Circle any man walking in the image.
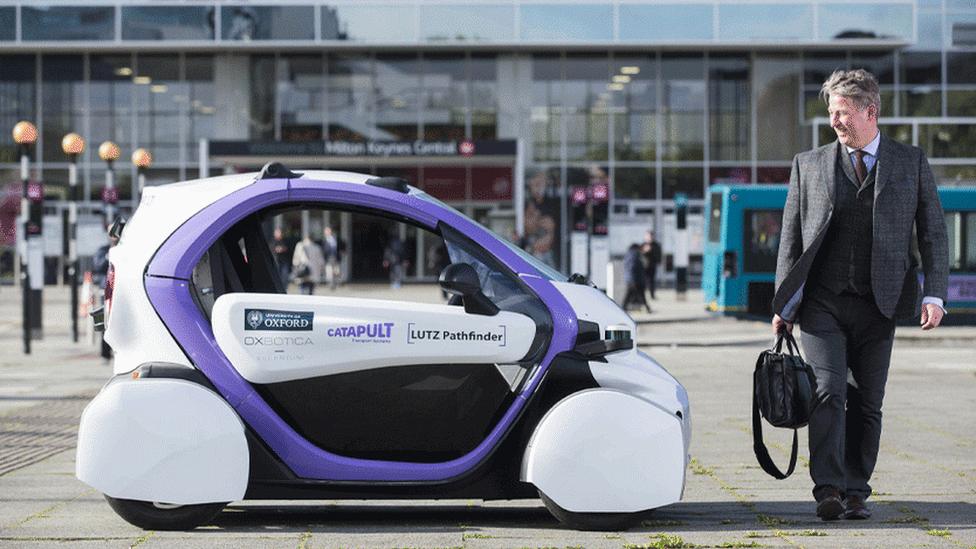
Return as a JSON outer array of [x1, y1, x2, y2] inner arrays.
[[641, 230, 662, 300], [772, 69, 948, 521]]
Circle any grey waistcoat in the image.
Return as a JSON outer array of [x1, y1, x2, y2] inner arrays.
[[811, 149, 877, 296]]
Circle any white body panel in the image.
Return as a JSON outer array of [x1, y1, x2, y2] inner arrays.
[[76, 378, 248, 505], [522, 389, 686, 513], [550, 280, 634, 335], [212, 293, 537, 384], [104, 173, 257, 375]]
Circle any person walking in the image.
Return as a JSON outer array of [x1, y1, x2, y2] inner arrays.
[[272, 227, 291, 287], [622, 243, 651, 313], [772, 69, 948, 522], [292, 233, 326, 295], [383, 232, 407, 290], [321, 226, 340, 290], [641, 230, 662, 300]]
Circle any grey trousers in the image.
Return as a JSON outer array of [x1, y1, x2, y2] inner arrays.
[[799, 285, 896, 501]]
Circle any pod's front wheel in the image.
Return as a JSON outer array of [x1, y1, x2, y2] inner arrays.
[[539, 490, 645, 531], [104, 495, 227, 530]]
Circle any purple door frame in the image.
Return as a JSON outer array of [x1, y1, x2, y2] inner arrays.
[[145, 178, 577, 482]]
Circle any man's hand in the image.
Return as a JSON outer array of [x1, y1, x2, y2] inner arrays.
[[920, 303, 944, 330], [772, 314, 793, 335]]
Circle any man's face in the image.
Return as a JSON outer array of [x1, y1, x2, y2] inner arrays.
[[828, 95, 877, 148]]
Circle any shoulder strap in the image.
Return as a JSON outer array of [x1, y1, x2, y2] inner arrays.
[[753, 373, 799, 479]]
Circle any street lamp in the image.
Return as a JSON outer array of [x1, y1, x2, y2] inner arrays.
[[98, 141, 121, 224], [131, 147, 152, 206], [62, 133, 85, 343], [13, 121, 38, 354]]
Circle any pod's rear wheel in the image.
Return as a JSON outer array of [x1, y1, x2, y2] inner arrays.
[[539, 490, 645, 531], [104, 495, 226, 531]]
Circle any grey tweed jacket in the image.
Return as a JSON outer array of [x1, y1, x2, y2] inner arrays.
[[772, 134, 949, 322]]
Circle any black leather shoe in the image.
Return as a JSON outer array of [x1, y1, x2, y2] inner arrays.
[[843, 495, 871, 520], [816, 488, 845, 521]]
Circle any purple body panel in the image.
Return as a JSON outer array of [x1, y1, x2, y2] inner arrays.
[[144, 177, 577, 482]]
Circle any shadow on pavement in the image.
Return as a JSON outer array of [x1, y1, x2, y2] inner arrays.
[[196, 499, 975, 533]]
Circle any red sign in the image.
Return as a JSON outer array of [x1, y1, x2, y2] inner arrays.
[[458, 141, 475, 156], [102, 187, 119, 204], [591, 182, 609, 202]]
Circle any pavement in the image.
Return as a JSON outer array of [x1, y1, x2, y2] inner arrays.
[[0, 285, 974, 548]]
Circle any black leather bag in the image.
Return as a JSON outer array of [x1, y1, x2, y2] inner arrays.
[[752, 330, 818, 479]]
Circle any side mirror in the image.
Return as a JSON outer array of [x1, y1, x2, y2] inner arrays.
[[439, 263, 499, 316]]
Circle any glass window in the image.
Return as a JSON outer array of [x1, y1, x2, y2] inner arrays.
[[23, 6, 115, 41], [0, 56, 34, 163], [89, 55, 134, 163], [470, 55, 499, 139], [375, 54, 420, 140], [327, 54, 373, 140], [932, 165, 976, 187], [250, 55, 276, 140], [279, 55, 324, 142], [612, 55, 656, 161], [420, 5, 514, 42], [42, 56, 86, 163], [718, 4, 813, 41], [901, 52, 942, 116], [618, 4, 713, 41], [471, 167, 513, 200], [135, 55, 182, 163], [710, 166, 752, 185], [948, 52, 976, 84], [661, 55, 705, 161], [422, 167, 467, 201], [755, 55, 801, 161], [920, 125, 976, 158], [520, 4, 612, 41], [948, 91, 976, 116], [757, 167, 792, 184], [532, 54, 562, 162], [912, 11, 942, 50], [709, 55, 750, 162], [880, 123, 912, 145], [186, 56, 215, 163], [743, 210, 782, 273], [422, 54, 467, 141], [564, 55, 609, 161], [818, 3, 913, 41], [662, 167, 703, 199], [0, 8, 14, 41], [323, 5, 417, 42], [614, 167, 655, 200], [948, 13, 976, 48], [944, 212, 976, 272], [221, 5, 314, 41], [122, 6, 214, 41]]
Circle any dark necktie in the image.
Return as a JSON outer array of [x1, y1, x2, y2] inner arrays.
[[853, 149, 867, 184]]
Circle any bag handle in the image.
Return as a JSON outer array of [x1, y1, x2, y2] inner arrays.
[[752, 366, 799, 479], [773, 329, 803, 360]]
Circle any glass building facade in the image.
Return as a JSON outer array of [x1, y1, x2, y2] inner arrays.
[[1, 0, 974, 276]]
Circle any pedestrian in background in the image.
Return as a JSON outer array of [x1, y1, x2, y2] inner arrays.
[[641, 229, 662, 301], [272, 227, 291, 288], [622, 243, 651, 313], [321, 226, 340, 290], [384, 232, 407, 289], [772, 69, 948, 521], [292, 234, 325, 295]]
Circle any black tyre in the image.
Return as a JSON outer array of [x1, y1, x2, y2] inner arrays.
[[104, 495, 227, 531], [539, 490, 645, 531]]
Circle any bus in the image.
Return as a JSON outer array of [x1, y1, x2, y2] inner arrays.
[[703, 184, 976, 320]]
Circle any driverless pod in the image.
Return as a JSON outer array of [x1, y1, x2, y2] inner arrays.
[[76, 164, 691, 531]]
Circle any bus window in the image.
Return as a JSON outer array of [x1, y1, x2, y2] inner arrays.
[[947, 212, 961, 271], [708, 193, 722, 243], [743, 209, 781, 273]]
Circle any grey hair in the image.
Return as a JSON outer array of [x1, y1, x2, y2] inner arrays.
[[820, 69, 881, 116]]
